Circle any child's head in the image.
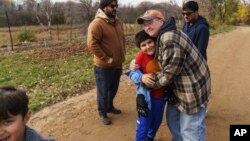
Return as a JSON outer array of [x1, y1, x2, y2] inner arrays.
[[0, 86, 29, 119], [135, 30, 157, 55], [0, 86, 30, 141]]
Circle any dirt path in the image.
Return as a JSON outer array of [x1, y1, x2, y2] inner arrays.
[[29, 26, 250, 141]]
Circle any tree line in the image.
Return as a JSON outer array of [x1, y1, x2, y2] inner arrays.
[[0, 0, 250, 28]]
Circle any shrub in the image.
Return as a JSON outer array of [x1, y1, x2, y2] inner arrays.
[[17, 29, 36, 42]]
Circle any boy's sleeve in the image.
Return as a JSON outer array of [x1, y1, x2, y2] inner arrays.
[[125, 70, 152, 110], [125, 51, 144, 85], [125, 69, 143, 85]]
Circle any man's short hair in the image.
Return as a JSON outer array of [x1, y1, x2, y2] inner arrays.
[[183, 1, 199, 12], [134, 30, 156, 48], [99, 0, 117, 9], [0, 86, 29, 120]]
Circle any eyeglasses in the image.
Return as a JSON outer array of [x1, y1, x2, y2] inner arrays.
[[182, 12, 194, 16], [109, 4, 118, 9], [143, 18, 159, 28]]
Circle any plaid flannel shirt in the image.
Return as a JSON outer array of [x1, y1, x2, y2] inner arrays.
[[155, 29, 211, 114]]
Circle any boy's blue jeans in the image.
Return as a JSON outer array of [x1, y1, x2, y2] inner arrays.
[[94, 66, 121, 116], [136, 97, 166, 141], [166, 104, 207, 141]]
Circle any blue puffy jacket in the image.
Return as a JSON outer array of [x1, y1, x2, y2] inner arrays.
[[125, 69, 151, 110]]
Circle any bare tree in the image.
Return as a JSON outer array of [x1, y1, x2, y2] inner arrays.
[[5, 10, 13, 50], [53, 2, 65, 24], [22, 0, 36, 11], [36, 3, 45, 27], [169, 0, 178, 5], [36, 0, 54, 39], [64, 2, 78, 24], [0, 0, 11, 7], [241, 0, 250, 4], [64, 1, 79, 42], [79, 0, 94, 24]]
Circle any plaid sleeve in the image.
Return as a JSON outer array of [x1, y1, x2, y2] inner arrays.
[[155, 41, 185, 88]]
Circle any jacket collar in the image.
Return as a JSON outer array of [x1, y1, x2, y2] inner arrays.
[[159, 17, 177, 36], [95, 8, 117, 24], [154, 17, 177, 60]]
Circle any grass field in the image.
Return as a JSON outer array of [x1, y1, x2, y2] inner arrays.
[[0, 24, 234, 112], [0, 43, 139, 112], [0, 24, 140, 48], [0, 24, 86, 47]]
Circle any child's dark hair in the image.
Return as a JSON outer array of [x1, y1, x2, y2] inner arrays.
[[135, 30, 156, 48], [0, 86, 29, 120], [182, 1, 199, 12]]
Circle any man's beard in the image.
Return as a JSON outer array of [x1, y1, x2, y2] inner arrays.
[[107, 11, 116, 19]]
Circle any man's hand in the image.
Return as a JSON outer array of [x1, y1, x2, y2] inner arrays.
[[130, 59, 140, 70], [107, 57, 113, 64], [141, 74, 155, 88], [164, 86, 179, 105], [136, 94, 149, 117]]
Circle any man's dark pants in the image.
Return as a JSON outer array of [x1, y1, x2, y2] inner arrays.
[[94, 66, 121, 117]]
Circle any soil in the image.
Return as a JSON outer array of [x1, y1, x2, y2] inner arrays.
[[28, 26, 250, 141]]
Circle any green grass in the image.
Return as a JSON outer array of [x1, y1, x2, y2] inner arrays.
[[0, 24, 235, 112], [210, 25, 236, 35], [124, 47, 139, 69], [0, 49, 94, 111], [0, 46, 138, 112]]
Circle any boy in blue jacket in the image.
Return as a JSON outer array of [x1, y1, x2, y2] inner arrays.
[[126, 30, 166, 141]]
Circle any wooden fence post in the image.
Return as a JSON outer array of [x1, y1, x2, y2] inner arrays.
[[5, 10, 13, 51], [57, 23, 60, 41]]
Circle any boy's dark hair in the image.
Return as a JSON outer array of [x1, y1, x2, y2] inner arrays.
[[182, 1, 199, 12], [100, 0, 117, 10], [0, 86, 29, 120], [135, 30, 156, 48]]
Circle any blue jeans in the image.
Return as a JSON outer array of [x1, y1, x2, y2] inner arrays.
[[136, 97, 166, 141], [166, 104, 207, 141], [94, 66, 121, 116]]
